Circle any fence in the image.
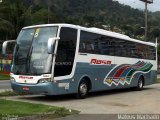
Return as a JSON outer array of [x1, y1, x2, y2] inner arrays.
[[0, 56, 12, 75], [0, 40, 12, 75]]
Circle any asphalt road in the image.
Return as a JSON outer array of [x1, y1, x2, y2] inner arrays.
[[4, 84, 160, 115], [0, 80, 11, 91], [1, 80, 160, 120]]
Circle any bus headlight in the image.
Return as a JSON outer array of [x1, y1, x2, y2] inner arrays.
[[10, 77, 15, 82], [38, 78, 51, 83]]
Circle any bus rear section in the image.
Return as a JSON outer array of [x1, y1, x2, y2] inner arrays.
[[76, 29, 157, 94]]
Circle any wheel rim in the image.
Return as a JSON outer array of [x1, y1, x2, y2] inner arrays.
[[139, 79, 143, 88], [80, 83, 87, 96]]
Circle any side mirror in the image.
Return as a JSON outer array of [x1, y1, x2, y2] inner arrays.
[[47, 37, 60, 54], [2, 40, 16, 55]]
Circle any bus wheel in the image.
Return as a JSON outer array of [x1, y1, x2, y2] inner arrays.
[[136, 77, 144, 91], [77, 80, 89, 99]]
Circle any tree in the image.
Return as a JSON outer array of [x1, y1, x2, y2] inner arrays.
[[0, 0, 32, 40]]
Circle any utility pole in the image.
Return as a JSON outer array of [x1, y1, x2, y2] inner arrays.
[[140, 0, 153, 41]]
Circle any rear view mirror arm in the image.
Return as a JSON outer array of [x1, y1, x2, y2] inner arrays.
[[2, 40, 16, 55]]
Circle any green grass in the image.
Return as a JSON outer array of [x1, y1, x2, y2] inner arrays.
[[0, 91, 18, 97], [0, 99, 79, 119], [156, 78, 160, 83], [0, 74, 10, 80]]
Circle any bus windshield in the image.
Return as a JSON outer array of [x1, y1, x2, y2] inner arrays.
[[12, 26, 58, 75]]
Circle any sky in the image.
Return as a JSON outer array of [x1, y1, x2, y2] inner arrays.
[[115, 0, 160, 12]]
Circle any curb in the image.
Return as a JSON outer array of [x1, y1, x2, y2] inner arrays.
[[0, 89, 12, 93], [0, 80, 10, 82]]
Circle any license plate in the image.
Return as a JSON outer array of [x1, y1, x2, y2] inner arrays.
[[22, 86, 29, 91]]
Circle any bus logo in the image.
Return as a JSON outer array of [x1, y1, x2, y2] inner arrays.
[[90, 59, 112, 65], [19, 76, 33, 79]]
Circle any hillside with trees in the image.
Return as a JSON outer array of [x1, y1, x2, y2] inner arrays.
[[0, 0, 160, 42]]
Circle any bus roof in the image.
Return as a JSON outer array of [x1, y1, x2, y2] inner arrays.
[[23, 24, 156, 47]]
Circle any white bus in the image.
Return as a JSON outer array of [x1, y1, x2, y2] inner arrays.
[[2, 24, 157, 98]]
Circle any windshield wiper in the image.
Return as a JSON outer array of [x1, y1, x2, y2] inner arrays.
[[26, 46, 33, 73]]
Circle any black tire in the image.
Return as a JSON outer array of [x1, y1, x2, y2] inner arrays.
[[136, 77, 144, 91], [76, 80, 89, 99]]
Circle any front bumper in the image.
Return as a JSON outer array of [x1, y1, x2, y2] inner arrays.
[[11, 81, 58, 95]]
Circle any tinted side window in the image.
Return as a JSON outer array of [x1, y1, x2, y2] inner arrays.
[[114, 39, 128, 57], [79, 31, 156, 60], [134, 43, 156, 60], [99, 37, 115, 56], [79, 31, 101, 54], [149, 46, 156, 60]]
